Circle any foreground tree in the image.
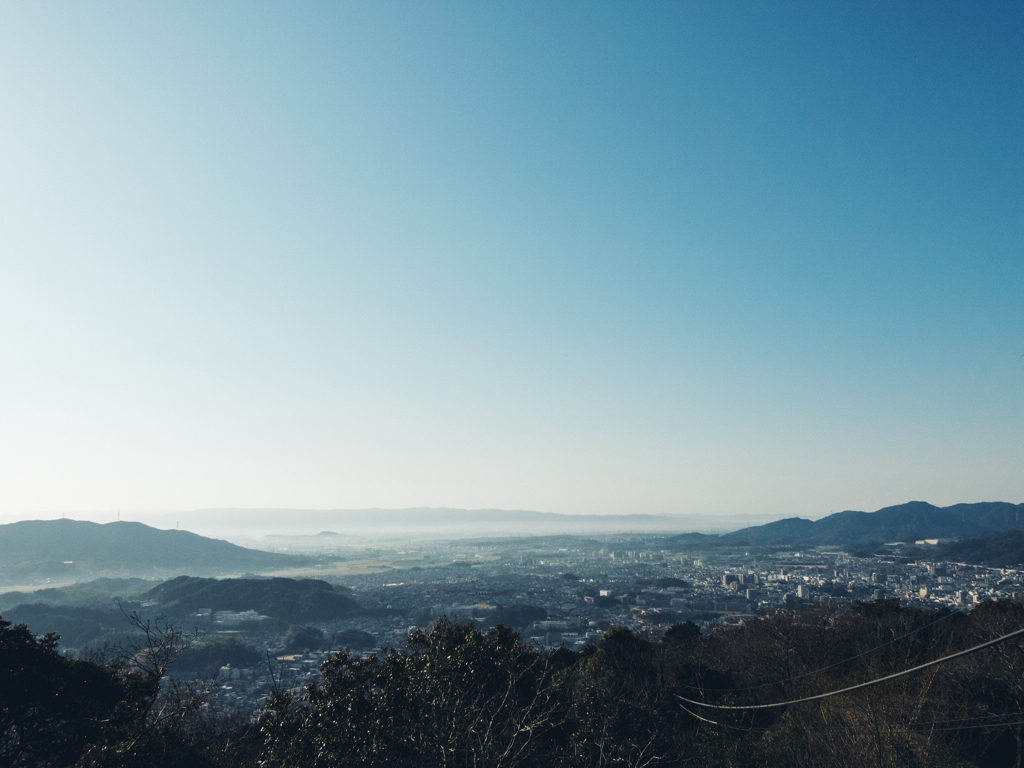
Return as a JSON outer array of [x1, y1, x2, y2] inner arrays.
[[75, 608, 221, 768], [0, 616, 130, 768], [258, 618, 566, 767], [8, 600, 1024, 767]]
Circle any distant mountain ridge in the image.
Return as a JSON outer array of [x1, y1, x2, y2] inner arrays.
[[0, 519, 316, 584], [697, 501, 1024, 549], [140, 507, 786, 539]]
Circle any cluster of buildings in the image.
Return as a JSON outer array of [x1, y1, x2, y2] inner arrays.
[[183, 536, 1024, 715]]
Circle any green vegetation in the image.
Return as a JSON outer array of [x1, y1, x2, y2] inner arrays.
[[491, 603, 547, 628], [6, 600, 1024, 766], [0, 576, 361, 653], [0, 615, 217, 768], [909, 530, 1024, 568], [2, 603, 122, 650], [141, 576, 359, 623], [282, 626, 326, 654], [174, 637, 263, 679], [332, 628, 375, 650], [0, 578, 157, 611]]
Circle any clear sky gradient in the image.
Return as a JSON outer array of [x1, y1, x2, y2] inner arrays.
[[1, 2, 1021, 523]]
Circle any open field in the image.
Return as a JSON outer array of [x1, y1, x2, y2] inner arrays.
[[257, 553, 501, 580]]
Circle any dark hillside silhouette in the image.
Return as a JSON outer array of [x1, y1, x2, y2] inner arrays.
[[141, 576, 360, 623], [669, 501, 1024, 551], [0, 519, 315, 583]]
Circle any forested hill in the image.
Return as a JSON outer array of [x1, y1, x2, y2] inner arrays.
[[910, 530, 1024, 568], [0, 519, 315, 583], [714, 501, 1024, 548], [141, 575, 359, 623], [0, 576, 360, 651]]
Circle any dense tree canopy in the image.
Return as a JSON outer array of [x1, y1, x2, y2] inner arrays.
[[140, 576, 358, 623], [5, 601, 1024, 767], [0, 617, 131, 768]]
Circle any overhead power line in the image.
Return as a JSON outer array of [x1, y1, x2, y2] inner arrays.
[[679, 702, 1024, 736], [678, 624, 1024, 711]]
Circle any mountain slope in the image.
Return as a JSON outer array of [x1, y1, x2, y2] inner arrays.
[[712, 501, 1024, 548], [911, 530, 1024, 568], [0, 519, 315, 584]]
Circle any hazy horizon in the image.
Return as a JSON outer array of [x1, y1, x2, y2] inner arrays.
[[2, 3, 1021, 525], [5, 500, 1006, 544], [4, 505, 799, 539]]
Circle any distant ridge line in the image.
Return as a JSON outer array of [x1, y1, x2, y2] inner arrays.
[[700, 501, 1024, 550]]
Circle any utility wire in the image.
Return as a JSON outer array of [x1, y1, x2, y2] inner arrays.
[[677, 624, 1024, 711], [677, 701, 768, 732], [903, 711, 1024, 726], [682, 607, 967, 694], [680, 704, 1024, 736], [911, 719, 1024, 733], [682, 695, 1024, 734]]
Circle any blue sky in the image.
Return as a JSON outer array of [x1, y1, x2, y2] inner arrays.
[[1, 2, 1021, 523]]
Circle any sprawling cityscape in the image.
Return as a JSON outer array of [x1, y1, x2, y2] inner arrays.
[[169, 534, 1021, 715], [5, 507, 1024, 766]]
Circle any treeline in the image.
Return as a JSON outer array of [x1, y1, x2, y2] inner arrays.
[[4, 600, 1024, 767]]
